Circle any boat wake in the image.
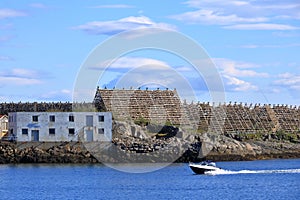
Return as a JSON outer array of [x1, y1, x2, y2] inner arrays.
[[205, 168, 300, 175]]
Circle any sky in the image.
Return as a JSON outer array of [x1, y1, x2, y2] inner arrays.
[[0, 0, 300, 105]]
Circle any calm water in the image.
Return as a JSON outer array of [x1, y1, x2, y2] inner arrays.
[[0, 159, 299, 200]]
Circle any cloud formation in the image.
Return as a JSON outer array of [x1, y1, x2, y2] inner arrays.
[[41, 89, 72, 101], [274, 73, 300, 91], [213, 58, 268, 91], [0, 55, 13, 61], [73, 16, 176, 35], [95, 56, 170, 70], [241, 43, 300, 48], [223, 75, 257, 91], [0, 8, 26, 19], [171, 9, 267, 25], [29, 3, 48, 9], [214, 58, 269, 78], [171, 0, 300, 30], [0, 68, 43, 86], [89, 4, 134, 9], [224, 23, 299, 30]]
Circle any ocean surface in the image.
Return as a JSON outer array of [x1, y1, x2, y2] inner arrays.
[[0, 159, 299, 200]]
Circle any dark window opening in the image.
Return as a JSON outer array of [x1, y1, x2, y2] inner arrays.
[[32, 115, 38, 122], [22, 128, 28, 135], [98, 128, 104, 134], [49, 115, 55, 122], [69, 115, 74, 122], [69, 128, 75, 135], [98, 115, 104, 122], [49, 128, 55, 135]]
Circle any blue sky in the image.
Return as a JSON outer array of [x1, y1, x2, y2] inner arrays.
[[0, 0, 299, 105]]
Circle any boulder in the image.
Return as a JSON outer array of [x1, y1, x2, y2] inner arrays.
[[113, 121, 149, 139]]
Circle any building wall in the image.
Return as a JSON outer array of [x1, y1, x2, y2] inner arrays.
[[0, 115, 8, 139], [8, 112, 112, 142]]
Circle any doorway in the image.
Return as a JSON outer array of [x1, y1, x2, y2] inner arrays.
[[31, 130, 39, 141], [86, 130, 93, 142]]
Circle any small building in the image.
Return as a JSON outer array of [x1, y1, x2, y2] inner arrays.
[[8, 112, 112, 142], [0, 115, 8, 139]]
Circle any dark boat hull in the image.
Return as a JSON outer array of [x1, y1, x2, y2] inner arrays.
[[189, 166, 216, 174]]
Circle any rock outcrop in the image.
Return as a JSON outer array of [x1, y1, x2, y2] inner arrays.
[[0, 142, 97, 164], [110, 121, 300, 162], [206, 134, 300, 161], [93, 121, 202, 163]]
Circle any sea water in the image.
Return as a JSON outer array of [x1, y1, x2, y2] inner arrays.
[[0, 159, 299, 200]]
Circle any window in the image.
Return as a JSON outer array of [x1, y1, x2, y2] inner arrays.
[[22, 128, 28, 135], [69, 115, 74, 122], [98, 115, 104, 122], [69, 128, 75, 135], [98, 128, 104, 134], [49, 115, 55, 122], [49, 128, 55, 135], [32, 115, 38, 122]]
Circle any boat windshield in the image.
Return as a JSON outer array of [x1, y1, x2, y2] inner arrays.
[[208, 162, 216, 167], [200, 161, 216, 167]]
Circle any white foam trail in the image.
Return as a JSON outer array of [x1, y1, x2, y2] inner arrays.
[[205, 168, 300, 175]]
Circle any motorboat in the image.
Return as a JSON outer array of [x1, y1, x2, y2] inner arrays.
[[189, 161, 221, 174]]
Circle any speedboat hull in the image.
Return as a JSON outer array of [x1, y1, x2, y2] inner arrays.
[[190, 165, 214, 174], [189, 162, 220, 174]]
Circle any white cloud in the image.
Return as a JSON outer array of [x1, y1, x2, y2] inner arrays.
[[11, 68, 40, 78], [184, 0, 250, 8], [241, 43, 300, 48], [0, 9, 26, 19], [102, 65, 197, 100], [95, 57, 171, 70], [89, 4, 134, 9], [172, 0, 300, 30], [212, 58, 268, 92], [175, 66, 193, 72], [0, 77, 41, 85], [29, 3, 48, 9], [184, 0, 300, 18], [171, 9, 267, 25], [272, 31, 300, 38], [97, 56, 267, 94], [73, 16, 176, 35], [213, 58, 269, 78], [240, 44, 259, 49], [0, 55, 13, 61], [0, 68, 43, 86], [224, 23, 299, 30], [223, 75, 257, 91], [274, 73, 300, 90], [41, 89, 72, 100]]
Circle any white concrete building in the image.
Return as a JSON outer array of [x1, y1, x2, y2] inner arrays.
[[8, 112, 112, 142]]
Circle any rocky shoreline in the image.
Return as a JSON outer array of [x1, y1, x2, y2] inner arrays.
[[0, 121, 299, 164], [0, 142, 98, 164], [206, 135, 300, 161], [0, 139, 299, 164]]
